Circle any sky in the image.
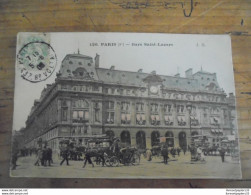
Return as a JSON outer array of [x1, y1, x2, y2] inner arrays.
[[13, 32, 235, 130]]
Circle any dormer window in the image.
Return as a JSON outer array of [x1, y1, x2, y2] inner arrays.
[[79, 72, 83, 76]]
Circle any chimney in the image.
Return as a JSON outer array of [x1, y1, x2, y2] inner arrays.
[[185, 68, 193, 78], [110, 65, 115, 70], [138, 69, 143, 73], [95, 53, 100, 68]]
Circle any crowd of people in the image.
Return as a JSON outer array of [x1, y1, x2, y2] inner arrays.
[[11, 139, 229, 170]]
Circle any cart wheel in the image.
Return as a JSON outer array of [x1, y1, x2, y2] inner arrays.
[[105, 158, 110, 167], [109, 156, 119, 167]]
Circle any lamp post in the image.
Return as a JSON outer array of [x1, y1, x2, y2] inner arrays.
[[186, 103, 192, 145], [186, 103, 195, 162]]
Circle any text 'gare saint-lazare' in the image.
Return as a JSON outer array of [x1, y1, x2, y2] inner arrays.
[[21, 52, 237, 152]]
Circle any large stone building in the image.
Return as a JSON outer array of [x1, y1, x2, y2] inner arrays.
[[22, 52, 237, 151]]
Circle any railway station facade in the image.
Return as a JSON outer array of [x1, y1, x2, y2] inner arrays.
[[21, 53, 237, 151]]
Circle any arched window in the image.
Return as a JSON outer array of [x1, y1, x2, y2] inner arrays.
[[179, 132, 187, 150], [136, 131, 146, 149], [151, 131, 160, 146], [120, 131, 131, 146], [165, 131, 174, 147]]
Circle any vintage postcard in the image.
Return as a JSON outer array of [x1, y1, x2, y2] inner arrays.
[[11, 32, 242, 178]]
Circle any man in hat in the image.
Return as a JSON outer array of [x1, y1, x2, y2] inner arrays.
[[219, 147, 226, 162], [161, 145, 169, 164], [60, 144, 70, 166]]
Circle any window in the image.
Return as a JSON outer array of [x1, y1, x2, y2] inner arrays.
[[94, 102, 101, 123], [150, 103, 160, 125], [108, 101, 114, 109], [136, 113, 146, 125], [164, 104, 172, 113], [79, 62, 82, 65], [104, 88, 108, 94], [72, 110, 89, 122], [150, 103, 159, 113], [121, 102, 131, 124], [61, 108, 68, 121], [136, 102, 146, 125], [177, 105, 184, 113], [106, 112, 114, 124], [177, 116, 186, 126], [136, 103, 144, 112], [69, 61, 73, 64], [105, 101, 115, 124], [92, 85, 99, 91], [164, 115, 173, 126], [72, 99, 89, 123], [61, 85, 67, 90]]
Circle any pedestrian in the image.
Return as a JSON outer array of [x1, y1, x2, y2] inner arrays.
[[197, 147, 202, 161], [177, 147, 181, 156], [171, 147, 176, 158], [34, 148, 43, 166], [83, 151, 95, 168], [219, 147, 226, 163], [60, 145, 70, 166], [146, 148, 152, 161], [11, 150, 18, 170], [46, 147, 53, 166], [161, 145, 169, 164], [182, 146, 187, 155], [42, 146, 48, 166]]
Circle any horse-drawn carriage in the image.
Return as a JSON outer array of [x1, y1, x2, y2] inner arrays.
[[106, 147, 141, 167], [86, 137, 140, 167], [59, 139, 85, 160]]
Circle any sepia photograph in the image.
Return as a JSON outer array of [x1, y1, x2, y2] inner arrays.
[[10, 32, 242, 179]]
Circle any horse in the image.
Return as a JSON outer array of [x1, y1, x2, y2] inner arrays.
[[82, 149, 105, 168]]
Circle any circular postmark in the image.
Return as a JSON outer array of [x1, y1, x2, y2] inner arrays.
[[17, 41, 57, 83]]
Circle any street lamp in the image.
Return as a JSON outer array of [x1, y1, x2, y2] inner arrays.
[[186, 103, 195, 162], [186, 103, 192, 145]]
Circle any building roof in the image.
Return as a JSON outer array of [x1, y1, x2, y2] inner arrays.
[[57, 53, 223, 92]]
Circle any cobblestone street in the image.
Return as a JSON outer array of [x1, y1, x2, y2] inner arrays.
[[10, 152, 242, 179]]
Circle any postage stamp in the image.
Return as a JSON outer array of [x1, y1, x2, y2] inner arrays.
[[16, 35, 57, 83]]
